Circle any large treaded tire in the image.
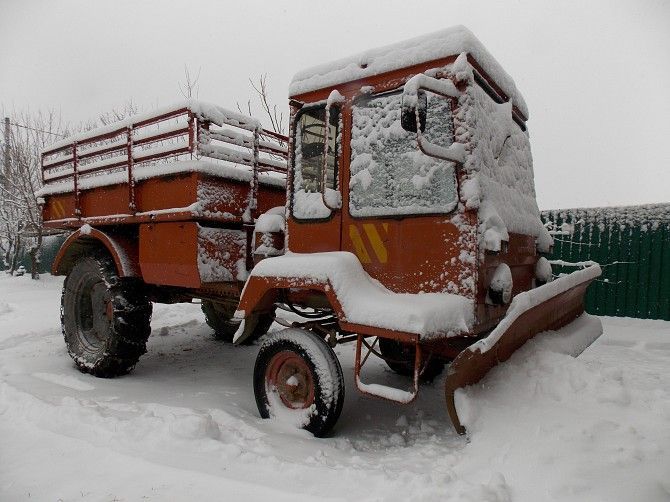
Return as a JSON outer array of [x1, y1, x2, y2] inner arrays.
[[61, 255, 152, 377], [253, 328, 345, 437], [201, 300, 274, 344], [378, 338, 445, 383]]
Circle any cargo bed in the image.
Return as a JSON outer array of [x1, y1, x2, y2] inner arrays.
[[38, 101, 287, 229]]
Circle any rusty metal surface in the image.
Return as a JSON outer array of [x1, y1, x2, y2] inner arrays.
[[138, 222, 250, 289], [52, 227, 140, 277], [41, 103, 288, 226], [287, 72, 479, 305], [265, 350, 316, 409], [290, 54, 527, 122], [474, 233, 539, 333], [139, 222, 201, 288], [43, 172, 285, 224], [41, 109, 196, 210]]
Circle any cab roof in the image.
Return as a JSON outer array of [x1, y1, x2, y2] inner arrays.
[[289, 25, 528, 119]]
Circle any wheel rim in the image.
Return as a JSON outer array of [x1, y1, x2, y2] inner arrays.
[[265, 350, 315, 409], [75, 276, 112, 352]]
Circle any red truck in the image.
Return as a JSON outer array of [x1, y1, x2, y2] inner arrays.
[[38, 26, 601, 436]]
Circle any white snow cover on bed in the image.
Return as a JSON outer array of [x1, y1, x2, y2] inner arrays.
[[254, 207, 286, 256], [254, 206, 285, 233], [197, 226, 247, 283], [42, 100, 260, 155], [35, 159, 285, 197], [290, 25, 528, 118], [244, 251, 474, 339]]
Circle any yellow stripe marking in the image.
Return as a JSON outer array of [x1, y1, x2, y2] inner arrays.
[[349, 225, 371, 264], [53, 200, 65, 218], [362, 223, 388, 264]]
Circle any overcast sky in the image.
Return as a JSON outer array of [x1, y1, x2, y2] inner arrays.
[[1, 0, 668, 210]]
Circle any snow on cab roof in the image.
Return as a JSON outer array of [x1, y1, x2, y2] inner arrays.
[[290, 25, 528, 118]]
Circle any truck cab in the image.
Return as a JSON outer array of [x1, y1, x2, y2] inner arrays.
[[235, 27, 598, 436], [278, 26, 551, 335]]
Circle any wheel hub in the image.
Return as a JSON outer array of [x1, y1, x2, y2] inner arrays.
[[265, 351, 315, 409], [76, 277, 112, 351]]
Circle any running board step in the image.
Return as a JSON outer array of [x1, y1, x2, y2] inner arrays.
[[355, 378, 417, 404], [354, 334, 419, 404]]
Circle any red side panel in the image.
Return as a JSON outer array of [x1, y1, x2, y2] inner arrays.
[[140, 222, 200, 288]]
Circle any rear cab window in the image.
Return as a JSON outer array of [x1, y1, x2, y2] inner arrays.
[[292, 105, 340, 220]]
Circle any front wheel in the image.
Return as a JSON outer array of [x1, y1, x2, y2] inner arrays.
[[253, 328, 345, 437]]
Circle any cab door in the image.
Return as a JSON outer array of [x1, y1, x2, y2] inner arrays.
[[287, 103, 343, 253], [340, 89, 461, 294]]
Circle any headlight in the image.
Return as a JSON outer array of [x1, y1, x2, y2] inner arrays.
[[488, 263, 512, 305], [535, 257, 553, 287]]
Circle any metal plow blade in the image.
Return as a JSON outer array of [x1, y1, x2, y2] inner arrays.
[[445, 265, 602, 435]]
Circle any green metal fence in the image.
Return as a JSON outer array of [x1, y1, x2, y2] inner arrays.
[[541, 204, 670, 320], [16, 234, 68, 274]]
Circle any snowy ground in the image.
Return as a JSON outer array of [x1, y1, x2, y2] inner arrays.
[[0, 274, 668, 501]]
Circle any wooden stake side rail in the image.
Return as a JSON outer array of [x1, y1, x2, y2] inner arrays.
[[40, 104, 288, 221]]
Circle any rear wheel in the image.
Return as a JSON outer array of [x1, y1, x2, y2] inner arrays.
[[201, 300, 239, 341], [61, 255, 152, 377], [201, 300, 274, 343], [378, 338, 445, 383], [253, 328, 345, 437]]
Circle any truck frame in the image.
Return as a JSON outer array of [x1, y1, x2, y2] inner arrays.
[[39, 26, 601, 436]]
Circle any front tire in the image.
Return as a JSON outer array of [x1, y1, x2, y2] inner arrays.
[[61, 255, 152, 377], [253, 328, 345, 437]]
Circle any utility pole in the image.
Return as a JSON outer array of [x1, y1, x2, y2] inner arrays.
[[2, 117, 9, 188]]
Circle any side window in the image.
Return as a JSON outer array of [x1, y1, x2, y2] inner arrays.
[[350, 91, 457, 217], [292, 105, 340, 220]]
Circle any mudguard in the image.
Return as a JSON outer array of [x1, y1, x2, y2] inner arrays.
[[445, 264, 602, 434], [52, 227, 140, 277]]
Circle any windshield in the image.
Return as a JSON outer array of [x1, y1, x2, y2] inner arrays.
[[349, 90, 457, 217]]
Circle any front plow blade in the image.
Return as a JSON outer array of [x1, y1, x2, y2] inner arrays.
[[445, 265, 602, 435]]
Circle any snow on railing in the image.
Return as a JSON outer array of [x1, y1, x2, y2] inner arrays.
[[40, 101, 288, 216]]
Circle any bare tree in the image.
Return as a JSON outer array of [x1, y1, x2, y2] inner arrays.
[[97, 99, 139, 126], [238, 74, 286, 138], [179, 65, 201, 99], [250, 74, 285, 136], [1, 109, 67, 278], [1, 102, 144, 279], [0, 191, 22, 273]]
